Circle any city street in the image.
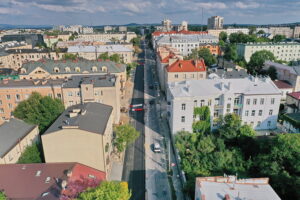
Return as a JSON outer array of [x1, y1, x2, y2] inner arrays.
[[122, 52, 145, 200]]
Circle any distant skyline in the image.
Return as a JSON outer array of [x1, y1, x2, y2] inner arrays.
[[0, 0, 300, 26]]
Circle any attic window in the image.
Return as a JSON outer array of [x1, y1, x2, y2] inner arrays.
[[41, 192, 49, 197]]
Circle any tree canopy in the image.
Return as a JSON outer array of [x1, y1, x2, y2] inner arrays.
[[98, 53, 121, 63], [114, 124, 140, 153], [248, 50, 275, 74], [13, 92, 64, 133], [77, 181, 131, 200], [176, 112, 299, 199], [272, 35, 286, 43], [219, 31, 227, 42], [62, 53, 78, 60], [188, 48, 216, 66], [224, 44, 238, 61], [17, 143, 42, 164], [98, 52, 110, 60], [0, 191, 6, 200], [229, 32, 270, 44]]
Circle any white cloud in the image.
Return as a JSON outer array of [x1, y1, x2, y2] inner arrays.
[[0, 7, 22, 14], [185, 2, 227, 10], [235, 1, 260, 9], [120, 1, 151, 13]]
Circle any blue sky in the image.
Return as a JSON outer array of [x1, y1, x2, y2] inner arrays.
[[0, 0, 299, 25]]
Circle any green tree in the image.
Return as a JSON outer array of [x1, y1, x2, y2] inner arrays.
[[130, 37, 141, 46], [218, 114, 256, 140], [0, 191, 6, 200], [114, 124, 140, 153], [126, 62, 138, 76], [249, 26, 256, 35], [272, 35, 286, 42], [98, 52, 110, 60], [77, 181, 131, 200], [266, 66, 278, 80], [257, 30, 265, 34], [198, 48, 217, 66], [219, 31, 227, 42], [248, 50, 275, 73], [109, 54, 121, 63], [224, 44, 238, 61], [17, 143, 42, 164], [62, 53, 78, 60], [13, 92, 64, 132], [192, 106, 210, 135]]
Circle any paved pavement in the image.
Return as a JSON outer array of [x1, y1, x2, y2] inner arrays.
[[122, 53, 146, 200]]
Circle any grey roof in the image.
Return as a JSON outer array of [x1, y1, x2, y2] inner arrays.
[[0, 118, 37, 158], [0, 79, 64, 88], [208, 68, 248, 79], [197, 178, 281, 200], [6, 48, 67, 54], [264, 61, 300, 76], [44, 103, 113, 135], [68, 45, 132, 53], [157, 34, 218, 44], [21, 59, 126, 75], [62, 75, 116, 88], [238, 42, 300, 46], [168, 76, 281, 98]]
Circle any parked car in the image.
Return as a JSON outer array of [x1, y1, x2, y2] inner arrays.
[[153, 143, 161, 153]]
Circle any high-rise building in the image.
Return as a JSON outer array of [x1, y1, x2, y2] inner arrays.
[[162, 19, 172, 31], [178, 21, 188, 31], [207, 16, 224, 30]]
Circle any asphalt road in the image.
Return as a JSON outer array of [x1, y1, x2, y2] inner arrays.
[[122, 54, 146, 200]]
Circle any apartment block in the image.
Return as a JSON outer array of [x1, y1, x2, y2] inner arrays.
[[207, 16, 224, 30], [237, 42, 300, 62], [166, 77, 281, 134], [67, 45, 133, 64], [0, 74, 121, 124], [155, 34, 219, 56], [77, 32, 137, 43], [42, 103, 114, 175], [208, 28, 249, 37], [0, 48, 67, 70], [0, 118, 39, 164]]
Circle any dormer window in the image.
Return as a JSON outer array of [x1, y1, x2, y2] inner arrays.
[[101, 66, 107, 72], [92, 66, 97, 72], [53, 67, 60, 73], [65, 67, 71, 72], [75, 67, 81, 72]]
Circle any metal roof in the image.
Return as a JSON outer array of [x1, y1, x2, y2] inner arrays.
[[0, 118, 37, 158], [44, 102, 113, 135], [68, 45, 132, 53]]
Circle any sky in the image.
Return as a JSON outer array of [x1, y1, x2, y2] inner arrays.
[[0, 0, 299, 26]]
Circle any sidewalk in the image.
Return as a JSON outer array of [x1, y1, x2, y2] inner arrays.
[[108, 153, 124, 181]]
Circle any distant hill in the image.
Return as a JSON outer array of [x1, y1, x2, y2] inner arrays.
[[0, 24, 52, 30]]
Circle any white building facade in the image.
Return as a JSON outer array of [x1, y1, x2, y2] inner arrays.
[[155, 34, 218, 56], [166, 77, 281, 134], [237, 42, 300, 62]]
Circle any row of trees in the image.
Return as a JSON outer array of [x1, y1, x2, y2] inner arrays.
[[98, 52, 121, 63], [220, 32, 286, 44], [175, 106, 300, 200]]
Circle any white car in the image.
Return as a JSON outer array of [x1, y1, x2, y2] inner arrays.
[[153, 143, 161, 153]]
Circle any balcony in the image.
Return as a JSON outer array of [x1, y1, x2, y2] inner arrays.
[[233, 104, 243, 109]]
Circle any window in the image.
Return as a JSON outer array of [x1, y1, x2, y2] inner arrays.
[[68, 92, 72, 96], [200, 100, 205, 107], [174, 74, 178, 78], [250, 122, 254, 126], [16, 94, 21, 101], [246, 99, 250, 105], [0, 100, 2, 105], [8, 103, 13, 109], [234, 98, 240, 105], [194, 100, 197, 107], [0, 108, 4, 113], [181, 104, 186, 110], [214, 98, 220, 106], [233, 109, 239, 115], [271, 98, 275, 104], [77, 92, 80, 96], [214, 110, 219, 118], [253, 99, 257, 105], [259, 110, 262, 116], [257, 121, 261, 127], [269, 110, 273, 115], [260, 98, 264, 105], [245, 110, 249, 116], [57, 94, 62, 99], [181, 116, 185, 122], [251, 110, 255, 116], [267, 121, 271, 127], [227, 103, 231, 108], [208, 99, 212, 106], [6, 95, 11, 100]]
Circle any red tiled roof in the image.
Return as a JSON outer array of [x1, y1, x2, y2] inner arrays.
[[152, 30, 208, 36], [288, 91, 300, 100], [167, 59, 206, 72], [273, 80, 293, 89], [0, 162, 106, 200], [161, 53, 176, 63]]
